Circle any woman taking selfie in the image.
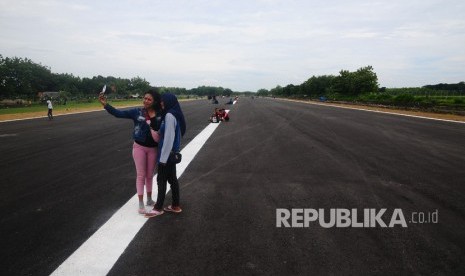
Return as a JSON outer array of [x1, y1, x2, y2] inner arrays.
[[99, 88, 162, 214]]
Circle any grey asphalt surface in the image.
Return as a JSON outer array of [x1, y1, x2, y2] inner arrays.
[[1, 98, 465, 275]]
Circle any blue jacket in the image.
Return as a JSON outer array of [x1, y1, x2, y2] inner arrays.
[[104, 104, 156, 143]]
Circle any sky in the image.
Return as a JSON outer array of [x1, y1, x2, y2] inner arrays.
[[1, 0, 464, 92]]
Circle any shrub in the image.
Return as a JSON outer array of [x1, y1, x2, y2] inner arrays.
[[453, 98, 464, 104], [393, 94, 416, 106], [417, 98, 437, 108]]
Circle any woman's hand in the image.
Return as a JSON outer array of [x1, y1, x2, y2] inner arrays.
[[98, 93, 107, 107]]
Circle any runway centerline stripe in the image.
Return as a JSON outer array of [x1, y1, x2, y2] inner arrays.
[[50, 122, 221, 276]]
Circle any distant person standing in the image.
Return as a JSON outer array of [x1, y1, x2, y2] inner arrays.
[[46, 99, 53, 120], [146, 93, 186, 218], [99, 89, 162, 214]]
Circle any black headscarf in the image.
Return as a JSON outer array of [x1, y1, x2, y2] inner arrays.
[[161, 93, 186, 137]]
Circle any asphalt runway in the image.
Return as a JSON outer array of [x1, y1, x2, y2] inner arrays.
[[1, 98, 464, 275]]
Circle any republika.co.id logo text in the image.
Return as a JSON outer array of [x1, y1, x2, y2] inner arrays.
[[276, 208, 439, 228]]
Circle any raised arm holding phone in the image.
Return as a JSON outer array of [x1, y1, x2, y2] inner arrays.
[[99, 88, 162, 214]]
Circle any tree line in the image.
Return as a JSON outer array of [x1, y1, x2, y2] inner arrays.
[[0, 55, 235, 100], [257, 66, 464, 98], [2, 55, 463, 102], [257, 66, 379, 98], [423, 82, 465, 92]]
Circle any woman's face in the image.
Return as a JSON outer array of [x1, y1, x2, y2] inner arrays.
[[160, 100, 165, 110], [143, 94, 154, 109]]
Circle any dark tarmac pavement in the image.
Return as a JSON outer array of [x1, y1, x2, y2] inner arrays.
[[1, 98, 465, 275]]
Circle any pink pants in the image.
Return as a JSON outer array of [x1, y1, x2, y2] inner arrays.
[[132, 142, 157, 195]]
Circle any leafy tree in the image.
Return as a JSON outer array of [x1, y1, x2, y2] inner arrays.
[[223, 88, 233, 96], [270, 85, 283, 96], [332, 69, 355, 95], [127, 76, 151, 95], [54, 73, 81, 94], [159, 87, 188, 95], [0, 55, 55, 99], [353, 66, 378, 94], [423, 82, 465, 92], [332, 66, 378, 95], [190, 86, 225, 96], [302, 75, 335, 96], [256, 88, 269, 96]]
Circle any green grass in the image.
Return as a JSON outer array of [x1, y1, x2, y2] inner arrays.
[[0, 96, 197, 115], [330, 93, 465, 109], [0, 99, 141, 115]]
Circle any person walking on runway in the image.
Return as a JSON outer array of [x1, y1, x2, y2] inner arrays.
[[46, 99, 53, 120], [99, 89, 162, 214], [145, 93, 186, 218]]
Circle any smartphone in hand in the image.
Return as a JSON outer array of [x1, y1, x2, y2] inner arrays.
[[99, 85, 107, 96]]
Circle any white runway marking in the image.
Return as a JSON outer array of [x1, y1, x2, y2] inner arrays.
[[51, 122, 221, 276]]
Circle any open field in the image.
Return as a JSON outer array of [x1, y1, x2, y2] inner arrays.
[[0, 98, 196, 121]]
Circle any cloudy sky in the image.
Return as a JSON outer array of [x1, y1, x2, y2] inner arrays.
[[1, 0, 464, 91]]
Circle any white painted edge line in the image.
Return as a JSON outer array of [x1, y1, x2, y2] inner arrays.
[[50, 122, 221, 276], [281, 98, 465, 124]]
